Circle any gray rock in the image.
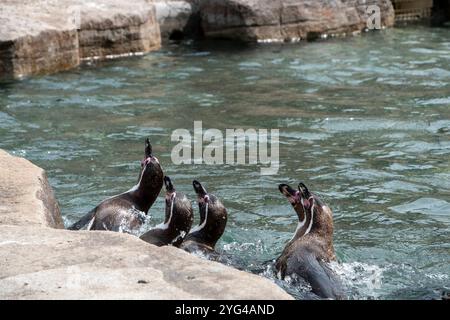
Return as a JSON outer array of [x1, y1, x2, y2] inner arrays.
[[0, 0, 161, 80], [0, 149, 63, 229], [199, 0, 395, 42], [77, 0, 161, 60], [155, 0, 199, 40], [0, 225, 293, 299], [0, 2, 80, 79]]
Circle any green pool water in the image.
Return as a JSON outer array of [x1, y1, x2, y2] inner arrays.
[[0, 26, 449, 299]]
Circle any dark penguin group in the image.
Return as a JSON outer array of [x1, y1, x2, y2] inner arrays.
[[69, 138, 228, 256], [68, 138, 343, 299]]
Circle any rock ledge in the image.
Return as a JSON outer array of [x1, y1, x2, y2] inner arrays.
[[0, 0, 161, 80]]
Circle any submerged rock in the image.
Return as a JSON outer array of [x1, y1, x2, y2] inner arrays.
[[199, 0, 395, 42], [0, 149, 292, 300]]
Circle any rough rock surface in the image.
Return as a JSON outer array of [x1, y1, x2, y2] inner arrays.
[[0, 149, 292, 300], [78, 0, 161, 60], [0, 150, 63, 229], [0, 225, 293, 299], [0, 2, 80, 79], [199, 0, 395, 42], [0, 0, 161, 80], [155, 0, 199, 40]]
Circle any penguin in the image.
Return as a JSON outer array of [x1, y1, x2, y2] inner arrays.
[[180, 180, 228, 256], [67, 138, 164, 232], [276, 182, 345, 300], [140, 176, 194, 247]]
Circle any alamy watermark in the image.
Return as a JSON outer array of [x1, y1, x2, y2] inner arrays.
[[171, 121, 280, 175], [366, 5, 381, 30], [167, 7, 383, 175]]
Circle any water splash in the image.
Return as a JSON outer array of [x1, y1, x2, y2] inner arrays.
[[330, 261, 384, 299], [118, 207, 151, 236]]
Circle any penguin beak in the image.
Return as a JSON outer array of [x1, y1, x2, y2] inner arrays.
[[165, 177, 176, 205], [145, 138, 153, 158], [164, 176, 175, 192], [193, 180, 209, 203], [279, 184, 300, 204], [141, 138, 159, 167]]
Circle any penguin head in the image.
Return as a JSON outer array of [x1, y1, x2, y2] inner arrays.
[[190, 180, 227, 249], [138, 138, 164, 191], [279, 183, 306, 222], [163, 176, 194, 246], [298, 182, 314, 213], [297, 182, 333, 237], [193, 180, 220, 221], [280, 182, 333, 239], [164, 175, 175, 193]]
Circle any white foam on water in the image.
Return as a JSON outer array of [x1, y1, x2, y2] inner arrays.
[[222, 240, 265, 253], [188, 249, 211, 261], [424, 273, 449, 281], [330, 261, 385, 299], [257, 263, 316, 299], [118, 207, 150, 236]]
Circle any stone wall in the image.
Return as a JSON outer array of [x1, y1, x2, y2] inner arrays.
[[0, 0, 161, 80], [0, 149, 293, 300], [199, 0, 396, 42], [155, 0, 200, 40], [77, 1, 161, 60], [0, 0, 398, 79]]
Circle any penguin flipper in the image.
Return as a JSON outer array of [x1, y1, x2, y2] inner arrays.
[[67, 209, 96, 230], [288, 250, 345, 299]]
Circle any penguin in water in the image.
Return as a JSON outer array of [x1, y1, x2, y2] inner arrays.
[[140, 176, 194, 247], [276, 182, 345, 299], [67, 138, 164, 232], [180, 180, 228, 256]]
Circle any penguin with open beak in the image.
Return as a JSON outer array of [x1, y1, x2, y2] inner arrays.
[[276, 182, 345, 299]]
